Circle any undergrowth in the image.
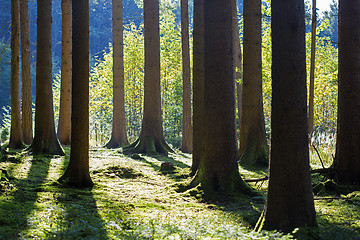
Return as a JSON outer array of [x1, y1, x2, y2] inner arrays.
[[0, 147, 359, 239]]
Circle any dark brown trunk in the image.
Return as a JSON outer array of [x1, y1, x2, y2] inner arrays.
[[335, 0, 360, 185], [308, 0, 317, 140], [59, 0, 93, 187], [105, 0, 129, 148], [30, 0, 64, 155], [180, 0, 192, 154], [8, 0, 23, 149], [239, 0, 268, 166], [191, 0, 204, 174], [263, 0, 316, 231], [20, 0, 33, 145], [190, 0, 254, 197], [123, 0, 171, 154], [57, 0, 72, 145]]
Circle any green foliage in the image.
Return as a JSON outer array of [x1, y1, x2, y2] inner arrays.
[[82, 8, 185, 147]]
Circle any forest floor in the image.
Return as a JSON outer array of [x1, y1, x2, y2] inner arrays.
[[0, 147, 359, 239]]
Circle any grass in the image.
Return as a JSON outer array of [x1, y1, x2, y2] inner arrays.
[[0, 146, 359, 239]]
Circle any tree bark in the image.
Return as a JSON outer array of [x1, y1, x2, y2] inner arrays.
[[8, 0, 24, 149], [239, 0, 268, 166], [20, 0, 33, 145], [335, 0, 360, 185], [180, 0, 192, 153], [308, 0, 317, 140], [189, 0, 254, 197], [59, 0, 93, 187], [263, 0, 316, 231], [123, 0, 171, 155], [57, 0, 72, 146], [105, 0, 129, 149], [191, 0, 204, 174], [30, 0, 64, 155]]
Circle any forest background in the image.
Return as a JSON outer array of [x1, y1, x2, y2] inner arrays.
[[0, 0, 338, 149]]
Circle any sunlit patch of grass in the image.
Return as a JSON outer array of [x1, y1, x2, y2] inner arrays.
[[1, 146, 359, 239]]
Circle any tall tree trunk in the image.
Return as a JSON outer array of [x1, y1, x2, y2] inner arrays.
[[308, 0, 317, 141], [232, 0, 243, 147], [123, 0, 171, 154], [8, 0, 23, 149], [57, 0, 72, 146], [59, 0, 93, 187], [105, 0, 129, 148], [180, 0, 192, 153], [189, 0, 254, 197], [262, 0, 316, 231], [30, 0, 64, 155], [239, 0, 268, 166], [20, 0, 33, 145], [191, 0, 204, 174], [335, 0, 360, 185]]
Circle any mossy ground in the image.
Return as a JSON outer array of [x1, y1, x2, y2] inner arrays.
[[0, 146, 359, 239]]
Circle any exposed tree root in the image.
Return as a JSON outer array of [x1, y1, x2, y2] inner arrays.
[[123, 136, 172, 155], [58, 172, 93, 188]]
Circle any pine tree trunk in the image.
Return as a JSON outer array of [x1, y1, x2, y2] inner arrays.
[[59, 0, 92, 187], [263, 0, 316, 231], [8, 0, 23, 149], [239, 0, 268, 166], [308, 0, 317, 140], [191, 0, 204, 174], [190, 0, 254, 197], [335, 0, 360, 185], [57, 0, 72, 146], [30, 0, 64, 155], [20, 0, 33, 145], [105, 0, 129, 148], [180, 0, 192, 153], [123, 0, 171, 154]]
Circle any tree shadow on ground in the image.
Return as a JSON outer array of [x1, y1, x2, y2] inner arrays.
[[0, 155, 51, 238]]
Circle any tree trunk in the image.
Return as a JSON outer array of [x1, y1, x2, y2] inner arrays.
[[239, 0, 268, 166], [59, 0, 93, 188], [308, 0, 317, 140], [262, 0, 316, 231], [105, 0, 129, 149], [335, 0, 360, 185], [191, 0, 204, 174], [30, 0, 64, 155], [189, 0, 254, 198], [8, 0, 24, 149], [232, 0, 243, 148], [57, 0, 72, 146], [180, 0, 192, 153], [20, 0, 33, 145], [123, 0, 171, 155]]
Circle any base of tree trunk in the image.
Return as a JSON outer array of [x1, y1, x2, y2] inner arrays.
[[27, 139, 65, 156], [178, 169, 262, 201], [123, 136, 172, 155], [104, 136, 128, 149], [239, 141, 268, 167], [6, 140, 25, 150], [58, 170, 93, 188]]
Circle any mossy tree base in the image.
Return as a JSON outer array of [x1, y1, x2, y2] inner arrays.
[[123, 136, 172, 155], [104, 137, 129, 149], [239, 141, 268, 167], [27, 138, 65, 156], [6, 141, 26, 150], [178, 169, 262, 201], [58, 171, 93, 188]]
